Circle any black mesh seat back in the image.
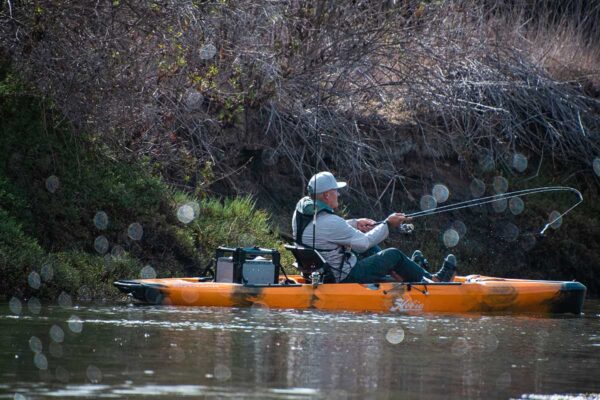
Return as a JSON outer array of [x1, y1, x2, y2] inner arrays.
[[284, 244, 328, 275]]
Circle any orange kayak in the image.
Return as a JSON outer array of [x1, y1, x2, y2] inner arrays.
[[114, 275, 586, 314]]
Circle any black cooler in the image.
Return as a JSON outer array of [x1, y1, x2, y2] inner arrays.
[[215, 246, 281, 285]]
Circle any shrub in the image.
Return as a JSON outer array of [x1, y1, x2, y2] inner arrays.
[[0, 208, 46, 296]]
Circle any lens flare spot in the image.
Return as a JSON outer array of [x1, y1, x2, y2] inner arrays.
[[27, 297, 42, 314], [549, 211, 562, 229], [199, 43, 217, 60], [55, 366, 70, 383], [40, 264, 54, 282], [451, 220, 467, 237], [432, 184, 450, 203], [127, 222, 143, 241], [443, 229, 460, 248], [214, 364, 232, 381], [470, 178, 485, 198], [9, 297, 22, 315], [78, 286, 92, 302], [185, 89, 204, 111], [58, 292, 72, 308], [419, 195, 437, 212], [520, 233, 536, 252], [45, 175, 60, 193], [492, 198, 507, 213], [140, 265, 157, 279], [34, 353, 48, 370], [498, 222, 520, 242], [49, 325, 65, 343], [94, 236, 109, 255], [479, 154, 495, 172], [168, 345, 186, 362], [29, 336, 43, 353], [239, 234, 256, 247], [512, 153, 528, 172], [181, 287, 200, 304], [451, 337, 470, 356], [261, 148, 279, 166], [177, 204, 195, 224], [49, 342, 63, 358], [28, 271, 41, 290], [509, 197, 524, 215], [67, 315, 83, 333], [593, 157, 600, 177], [93, 211, 109, 230], [385, 327, 405, 344], [493, 176, 508, 194], [86, 365, 102, 383], [111, 245, 125, 258], [103, 254, 113, 272]]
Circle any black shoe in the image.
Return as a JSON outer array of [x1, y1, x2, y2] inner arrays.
[[411, 250, 430, 269], [432, 254, 457, 282]]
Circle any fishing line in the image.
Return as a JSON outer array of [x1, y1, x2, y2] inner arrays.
[[381, 186, 582, 235]]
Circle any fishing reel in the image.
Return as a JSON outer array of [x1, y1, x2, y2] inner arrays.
[[374, 221, 415, 234], [398, 223, 415, 234]]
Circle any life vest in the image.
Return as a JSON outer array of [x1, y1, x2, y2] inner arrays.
[[294, 197, 334, 248], [293, 197, 347, 283]]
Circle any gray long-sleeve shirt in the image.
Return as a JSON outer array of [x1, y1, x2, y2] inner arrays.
[[292, 199, 389, 282]]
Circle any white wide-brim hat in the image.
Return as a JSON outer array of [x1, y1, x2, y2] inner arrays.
[[307, 171, 347, 194]]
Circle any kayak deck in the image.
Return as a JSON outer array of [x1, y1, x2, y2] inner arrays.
[[114, 275, 586, 315]]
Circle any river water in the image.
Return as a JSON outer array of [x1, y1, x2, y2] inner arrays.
[[1, 300, 599, 399]]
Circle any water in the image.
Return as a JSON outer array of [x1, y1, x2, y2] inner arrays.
[[1, 301, 600, 399]]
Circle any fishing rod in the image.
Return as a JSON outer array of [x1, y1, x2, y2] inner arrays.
[[379, 186, 583, 236], [311, 85, 322, 251]]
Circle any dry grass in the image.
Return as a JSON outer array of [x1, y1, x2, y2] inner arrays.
[[1, 0, 598, 210]]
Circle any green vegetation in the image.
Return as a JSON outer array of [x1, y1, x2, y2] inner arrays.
[[0, 67, 290, 301]]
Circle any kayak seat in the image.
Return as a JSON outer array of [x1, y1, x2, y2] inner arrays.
[[284, 244, 335, 283]]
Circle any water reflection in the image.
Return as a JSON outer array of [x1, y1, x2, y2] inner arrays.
[[0, 303, 599, 399]]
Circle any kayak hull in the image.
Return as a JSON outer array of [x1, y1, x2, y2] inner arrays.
[[113, 275, 586, 315]]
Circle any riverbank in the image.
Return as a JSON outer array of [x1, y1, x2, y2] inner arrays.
[[0, 68, 290, 301], [1, 66, 598, 301]]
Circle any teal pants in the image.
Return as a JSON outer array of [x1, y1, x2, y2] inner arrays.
[[342, 248, 433, 283]]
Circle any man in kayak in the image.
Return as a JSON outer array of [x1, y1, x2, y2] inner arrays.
[[292, 171, 457, 283]]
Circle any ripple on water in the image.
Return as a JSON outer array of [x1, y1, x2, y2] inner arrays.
[[3, 303, 600, 398], [86, 365, 102, 383]]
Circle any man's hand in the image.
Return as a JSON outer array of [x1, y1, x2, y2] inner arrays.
[[356, 218, 377, 233], [386, 213, 412, 229]]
